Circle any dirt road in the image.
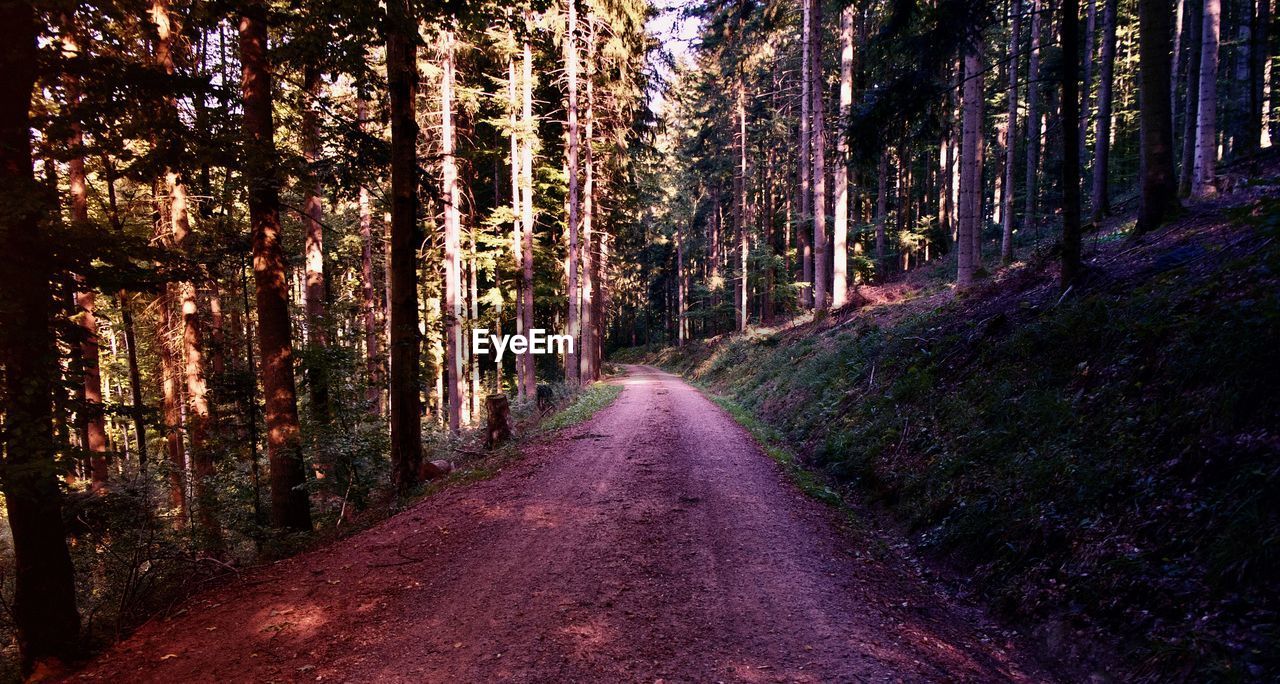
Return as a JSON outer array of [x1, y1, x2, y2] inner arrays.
[[73, 366, 1050, 683]]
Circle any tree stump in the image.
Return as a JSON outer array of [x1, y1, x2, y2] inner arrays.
[[485, 394, 513, 448]]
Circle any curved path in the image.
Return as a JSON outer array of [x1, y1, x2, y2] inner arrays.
[[73, 366, 1051, 683]]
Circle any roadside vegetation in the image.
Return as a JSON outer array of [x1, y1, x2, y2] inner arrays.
[[618, 189, 1280, 680]]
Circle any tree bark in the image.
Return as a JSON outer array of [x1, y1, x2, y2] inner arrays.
[[301, 64, 329, 423], [1083, 0, 1098, 169], [1061, 0, 1084, 289], [239, 0, 312, 530], [833, 5, 854, 307], [735, 75, 749, 330], [800, 0, 813, 308], [581, 16, 597, 377], [508, 58, 524, 399], [357, 100, 381, 415], [1002, 0, 1022, 264], [520, 31, 536, 399], [60, 18, 111, 487], [1246, 0, 1270, 150], [565, 0, 581, 384], [958, 44, 983, 288], [0, 4, 82, 671], [1179, 0, 1204, 194], [1024, 0, 1044, 236], [809, 0, 828, 312], [875, 148, 888, 276], [1090, 0, 1118, 222], [385, 0, 424, 482], [1138, 0, 1182, 233], [1192, 0, 1221, 196], [442, 28, 465, 429]]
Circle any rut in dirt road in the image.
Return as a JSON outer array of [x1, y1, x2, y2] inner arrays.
[[74, 365, 1051, 683]]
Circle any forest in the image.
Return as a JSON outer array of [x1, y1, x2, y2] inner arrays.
[[0, 0, 1277, 680]]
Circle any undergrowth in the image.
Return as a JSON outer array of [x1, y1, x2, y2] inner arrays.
[[539, 382, 624, 432], [626, 199, 1280, 681]]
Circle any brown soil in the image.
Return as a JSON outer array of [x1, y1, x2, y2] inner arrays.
[[70, 366, 1054, 683]]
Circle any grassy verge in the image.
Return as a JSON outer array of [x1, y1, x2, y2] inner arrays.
[[538, 381, 624, 432], [620, 200, 1280, 681]]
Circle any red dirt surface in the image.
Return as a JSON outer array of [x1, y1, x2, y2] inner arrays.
[[70, 367, 1053, 683]]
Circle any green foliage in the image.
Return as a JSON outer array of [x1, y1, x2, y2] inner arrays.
[[539, 382, 623, 432]]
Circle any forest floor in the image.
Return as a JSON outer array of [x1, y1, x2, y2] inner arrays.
[[67, 366, 1054, 683], [615, 152, 1280, 680]]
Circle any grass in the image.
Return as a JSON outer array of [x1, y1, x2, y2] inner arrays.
[[538, 381, 624, 432], [621, 198, 1280, 682]]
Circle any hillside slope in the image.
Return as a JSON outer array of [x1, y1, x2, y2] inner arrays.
[[619, 171, 1280, 680]]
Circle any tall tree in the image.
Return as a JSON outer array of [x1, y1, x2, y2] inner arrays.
[[1192, 0, 1221, 197], [61, 15, 110, 486], [958, 42, 983, 288], [385, 0, 424, 481], [357, 99, 381, 415], [154, 0, 219, 547], [1137, 0, 1181, 233], [1246, 0, 1270, 151], [1090, 0, 1118, 222], [833, 4, 854, 307], [581, 14, 598, 377], [809, 0, 828, 312], [565, 0, 582, 384], [239, 0, 312, 530], [1023, 0, 1044, 237], [519, 26, 536, 398], [799, 0, 813, 307], [1002, 0, 1022, 264], [1179, 0, 1204, 194], [1061, 0, 1084, 289], [0, 2, 81, 671], [301, 64, 330, 422], [442, 27, 465, 430]]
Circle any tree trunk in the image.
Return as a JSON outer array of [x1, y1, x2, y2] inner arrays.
[[875, 148, 888, 276], [385, 0, 423, 483], [1061, 0, 1084, 289], [1002, 0, 1022, 264], [239, 0, 312, 531], [958, 44, 983, 288], [581, 17, 597, 378], [1246, 0, 1270, 151], [357, 100, 381, 415], [1192, 0, 1221, 196], [1090, 0, 1118, 222], [833, 4, 854, 307], [61, 19, 111, 487], [1024, 0, 1044, 236], [1138, 0, 1182, 233], [1083, 0, 1098, 173], [735, 75, 749, 331], [0, 5, 82, 671], [800, 0, 813, 308], [520, 31, 536, 399], [160, 5, 217, 543], [809, 0, 828, 312], [442, 28, 465, 429], [1179, 0, 1204, 194], [508, 58, 524, 399], [677, 223, 686, 346], [301, 64, 329, 423], [565, 0, 581, 385]]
